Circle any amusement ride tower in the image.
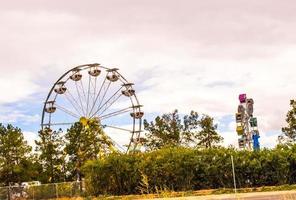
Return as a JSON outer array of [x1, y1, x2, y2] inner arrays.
[[236, 94, 260, 150]]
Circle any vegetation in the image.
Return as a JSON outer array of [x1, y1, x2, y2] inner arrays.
[[282, 99, 296, 141], [82, 145, 296, 196], [196, 115, 223, 148], [36, 127, 65, 183], [0, 124, 38, 185], [65, 119, 114, 182], [143, 110, 223, 150]]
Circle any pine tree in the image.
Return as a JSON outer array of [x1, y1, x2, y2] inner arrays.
[[0, 124, 32, 185], [282, 99, 296, 142], [35, 128, 65, 183], [196, 115, 223, 148]]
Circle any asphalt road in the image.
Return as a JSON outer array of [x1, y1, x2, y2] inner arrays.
[[153, 190, 296, 200]]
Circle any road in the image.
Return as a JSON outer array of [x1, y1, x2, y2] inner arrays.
[[153, 190, 296, 200]]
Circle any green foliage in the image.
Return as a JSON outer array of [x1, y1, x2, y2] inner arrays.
[[144, 110, 185, 149], [82, 153, 141, 195], [196, 115, 223, 148], [35, 127, 66, 183], [65, 119, 114, 181], [143, 110, 223, 150], [0, 124, 34, 185], [282, 99, 296, 141], [83, 145, 296, 196]]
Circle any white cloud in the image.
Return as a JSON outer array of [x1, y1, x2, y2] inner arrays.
[[0, 71, 40, 104], [0, 109, 39, 124], [1, 0, 296, 149], [23, 131, 38, 150]]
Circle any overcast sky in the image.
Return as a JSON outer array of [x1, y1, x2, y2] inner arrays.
[[1, 0, 296, 148]]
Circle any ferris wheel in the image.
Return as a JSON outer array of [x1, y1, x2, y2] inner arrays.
[[41, 63, 144, 152], [235, 94, 260, 150]]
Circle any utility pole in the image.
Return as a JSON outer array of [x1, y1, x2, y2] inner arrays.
[[231, 155, 237, 194]]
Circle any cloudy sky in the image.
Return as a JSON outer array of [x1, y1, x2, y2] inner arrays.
[[1, 0, 296, 148]]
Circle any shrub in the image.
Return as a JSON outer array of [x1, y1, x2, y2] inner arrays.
[[82, 145, 296, 196]]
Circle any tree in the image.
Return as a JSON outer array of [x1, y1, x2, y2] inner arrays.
[[35, 128, 65, 183], [65, 118, 114, 181], [196, 115, 223, 148], [144, 110, 223, 150], [143, 110, 201, 150], [0, 124, 32, 185], [282, 99, 296, 142]]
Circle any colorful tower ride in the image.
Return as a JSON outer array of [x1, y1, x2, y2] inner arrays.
[[236, 94, 260, 150]]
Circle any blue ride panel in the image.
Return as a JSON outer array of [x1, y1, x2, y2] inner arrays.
[[252, 134, 260, 150]]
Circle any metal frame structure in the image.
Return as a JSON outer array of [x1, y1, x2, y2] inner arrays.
[[41, 63, 144, 152], [236, 94, 260, 150]]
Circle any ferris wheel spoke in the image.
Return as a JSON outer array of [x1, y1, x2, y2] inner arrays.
[[75, 81, 86, 116], [86, 75, 91, 117], [95, 81, 111, 114], [79, 79, 88, 106], [64, 92, 84, 117], [92, 77, 97, 105], [100, 107, 133, 120], [55, 104, 81, 119], [103, 125, 133, 132], [89, 76, 107, 116], [91, 86, 123, 118], [97, 93, 123, 117], [67, 88, 85, 115], [43, 122, 75, 126]]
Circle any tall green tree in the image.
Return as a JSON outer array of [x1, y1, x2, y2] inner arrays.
[[0, 124, 32, 185], [143, 110, 201, 150], [196, 115, 223, 148], [65, 119, 114, 181], [35, 128, 65, 183], [282, 99, 296, 142]]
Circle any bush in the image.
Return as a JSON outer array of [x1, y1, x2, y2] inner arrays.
[[82, 145, 296, 196]]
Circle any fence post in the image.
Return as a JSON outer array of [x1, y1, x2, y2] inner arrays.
[[70, 182, 73, 197], [32, 186, 34, 200], [7, 184, 10, 200], [231, 155, 237, 194], [55, 183, 59, 199]]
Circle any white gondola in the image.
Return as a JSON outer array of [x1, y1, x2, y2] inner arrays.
[[122, 83, 135, 97], [107, 73, 119, 82], [45, 106, 56, 113], [130, 111, 144, 119], [122, 89, 135, 97], [70, 72, 82, 81], [88, 68, 101, 77], [54, 84, 67, 94], [45, 101, 56, 113]]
